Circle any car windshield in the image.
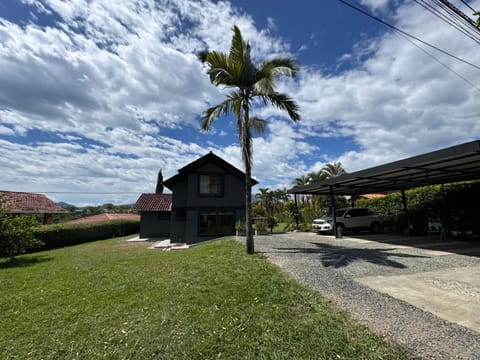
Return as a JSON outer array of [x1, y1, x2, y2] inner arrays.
[[335, 209, 346, 217], [324, 209, 348, 217]]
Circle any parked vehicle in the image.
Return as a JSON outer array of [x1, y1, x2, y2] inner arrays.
[[322, 208, 382, 234], [311, 218, 333, 233]]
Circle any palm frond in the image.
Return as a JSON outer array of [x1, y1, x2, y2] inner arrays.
[[254, 77, 275, 95], [228, 25, 259, 87], [259, 92, 301, 122], [201, 99, 233, 131], [249, 117, 268, 135], [254, 57, 299, 94], [229, 25, 246, 73], [260, 57, 300, 77], [204, 51, 236, 86], [201, 91, 244, 131]]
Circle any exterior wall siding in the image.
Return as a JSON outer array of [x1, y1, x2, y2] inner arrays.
[[169, 161, 247, 244], [139, 212, 170, 238], [170, 210, 186, 243]]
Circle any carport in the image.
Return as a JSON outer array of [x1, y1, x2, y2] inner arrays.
[[288, 140, 480, 237]]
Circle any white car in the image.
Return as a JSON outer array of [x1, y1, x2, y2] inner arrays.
[[312, 218, 333, 232], [322, 207, 382, 234]]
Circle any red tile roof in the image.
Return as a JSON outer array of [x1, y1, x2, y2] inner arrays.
[[132, 193, 172, 212], [66, 213, 140, 224], [360, 193, 387, 199], [0, 191, 67, 214]]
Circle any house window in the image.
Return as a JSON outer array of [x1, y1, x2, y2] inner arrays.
[[199, 211, 235, 235], [199, 174, 224, 196]]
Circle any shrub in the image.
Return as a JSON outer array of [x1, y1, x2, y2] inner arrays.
[[235, 220, 246, 231], [356, 182, 480, 235], [32, 219, 139, 251], [254, 219, 268, 234], [267, 217, 277, 233], [0, 212, 42, 259]]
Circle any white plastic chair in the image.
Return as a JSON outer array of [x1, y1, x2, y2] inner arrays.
[[427, 220, 444, 241]]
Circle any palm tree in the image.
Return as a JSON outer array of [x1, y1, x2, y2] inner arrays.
[[321, 162, 346, 178], [308, 170, 328, 183], [255, 187, 272, 212], [199, 25, 300, 254], [292, 174, 310, 187]]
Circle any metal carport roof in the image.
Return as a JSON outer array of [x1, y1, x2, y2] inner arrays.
[[288, 140, 480, 196]]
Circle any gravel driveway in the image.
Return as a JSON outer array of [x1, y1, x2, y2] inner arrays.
[[254, 232, 480, 360]]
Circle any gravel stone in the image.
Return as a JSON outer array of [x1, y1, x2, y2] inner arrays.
[[252, 232, 480, 360]]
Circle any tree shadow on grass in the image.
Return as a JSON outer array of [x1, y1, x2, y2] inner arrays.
[[277, 243, 429, 269], [0, 255, 53, 269]]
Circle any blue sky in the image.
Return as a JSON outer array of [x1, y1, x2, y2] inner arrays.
[[1, 0, 479, 206]]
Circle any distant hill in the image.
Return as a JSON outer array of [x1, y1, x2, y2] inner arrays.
[[57, 201, 73, 209]]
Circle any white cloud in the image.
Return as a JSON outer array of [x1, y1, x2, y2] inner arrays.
[[1, 0, 480, 204], [360, 0, 390, 12], [286, 1, 480, 173]]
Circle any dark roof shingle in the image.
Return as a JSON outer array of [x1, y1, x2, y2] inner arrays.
[[163, 152, 258, 189], [132, 193, 172, 212], [0, 191, 67, 214]]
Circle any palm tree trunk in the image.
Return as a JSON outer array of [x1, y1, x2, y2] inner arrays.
[[245, 156, 254, 254], [243, 100, 254, 254]]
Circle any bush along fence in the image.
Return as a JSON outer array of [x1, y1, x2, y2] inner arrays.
[[356, 182, 480, 237], [32, 219, 140, 251]]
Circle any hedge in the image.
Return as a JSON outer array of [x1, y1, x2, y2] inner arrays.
[[356, 182, 480, 236], [32, 219, 139, 251]]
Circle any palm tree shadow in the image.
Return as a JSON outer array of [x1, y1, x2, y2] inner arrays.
[[279, 243, 428, 269], [0, 255, 53, 269]]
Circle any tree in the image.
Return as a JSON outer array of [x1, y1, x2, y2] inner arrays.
[[155, 169, 164, 194], [292, 174, 310, 187], [255, 187, 272, 213], [321, 162, 346, 178], [199, 25, 300, 254], [308, 170, 327, 183], [0, 204, 41, 260]]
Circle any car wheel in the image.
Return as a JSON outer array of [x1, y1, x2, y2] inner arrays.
[[370, 222, 382, 234]]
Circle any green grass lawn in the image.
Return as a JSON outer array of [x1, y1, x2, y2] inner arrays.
[[0, 236, 408, 359]]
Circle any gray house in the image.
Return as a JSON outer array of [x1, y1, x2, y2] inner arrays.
[[163, 152, 257, 244], [132, 193, 172, 238]]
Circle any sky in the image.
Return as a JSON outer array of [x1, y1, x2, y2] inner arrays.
[[1, 0, 479, 206]]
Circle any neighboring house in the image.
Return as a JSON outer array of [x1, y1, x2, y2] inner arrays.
[[132, 193, 172, 238], [163, 152, 257, 244], [66, 213, 140, 224], [360, 194, 387, 199], [0, 190, 67, 224]]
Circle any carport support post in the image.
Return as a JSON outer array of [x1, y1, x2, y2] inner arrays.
[[401, 189, 412, 235], [294, 194, 300, 231], [329, 186, 341, 238]]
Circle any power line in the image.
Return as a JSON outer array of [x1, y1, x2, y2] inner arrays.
[[336, 0, 480, 71], [459, 0, 476, 13], [438, 0, 478, 27], [397, 31, 480, 92], [413, 0, 480, 44]]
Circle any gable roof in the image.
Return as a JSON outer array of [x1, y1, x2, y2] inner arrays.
[[66, 213, 140, 224], [163, 152, 258, 189], [132, 193, 172, 212], [289, 140, 480, 196], [0, 191, 67, 214]]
